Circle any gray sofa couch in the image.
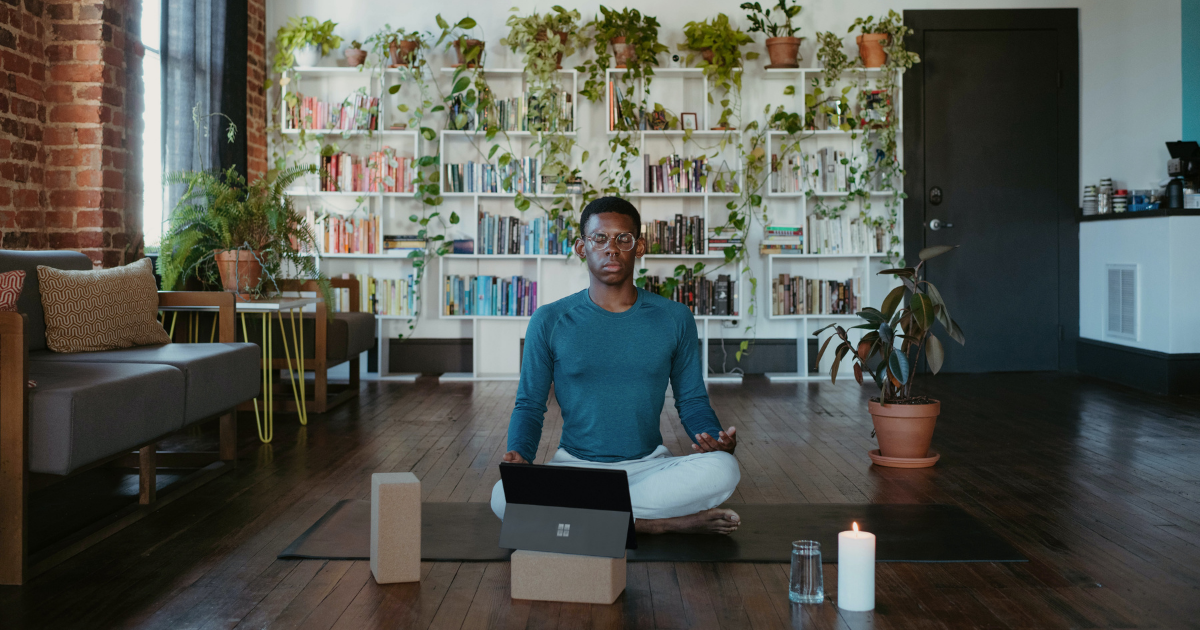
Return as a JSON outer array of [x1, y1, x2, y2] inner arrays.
[[0, 250, 260, 585]]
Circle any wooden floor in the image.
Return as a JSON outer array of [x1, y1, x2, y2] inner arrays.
[[2, 372, 1199, 629]]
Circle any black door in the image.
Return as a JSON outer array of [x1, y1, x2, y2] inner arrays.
[[904, 10, 1079, 373]]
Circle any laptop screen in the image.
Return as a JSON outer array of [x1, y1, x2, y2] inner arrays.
[[500, 462, 637, 549]]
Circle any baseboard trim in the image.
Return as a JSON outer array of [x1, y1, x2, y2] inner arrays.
[[1077, 338, 1200, 396]]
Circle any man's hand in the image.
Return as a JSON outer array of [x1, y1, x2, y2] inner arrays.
[[692, 427, 737, 454], [502, 450, 529, 464]]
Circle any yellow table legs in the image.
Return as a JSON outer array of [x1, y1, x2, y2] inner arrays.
[[241, 308, 309, 444]]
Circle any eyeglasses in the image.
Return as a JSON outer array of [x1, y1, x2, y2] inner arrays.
[[586, 232, 637, 251]]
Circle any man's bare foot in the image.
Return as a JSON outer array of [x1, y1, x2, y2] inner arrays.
[[635, 508, 741, 535]]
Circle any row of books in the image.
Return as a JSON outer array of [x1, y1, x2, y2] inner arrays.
[[478, 212, 575, 256], [443, 275, 538, 317], [444, 158, 541, 194], [287, 93, 379, 131], [772, 274, 860, 316], [808, 215, 886, 255], [769, 149, 852, 194], [643, 215, 706, 255], [760, 225, 803, 254], [319, 149, 416, 193], [303, 209, 381, 255], [707, 229, 742, 256], [448, 90, 574, 133], [329, 273, 418, 317], [644, 155, 710, 193], [640, 271, 738, 317], [480, 90, 574, 133], [383, 235, 426, 257]]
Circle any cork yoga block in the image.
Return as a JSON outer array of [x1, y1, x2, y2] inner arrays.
[[510, 550, 627, 604], [370, 472, 421, 584]]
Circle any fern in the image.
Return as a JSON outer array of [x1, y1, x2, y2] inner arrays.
[[158, 165, 333, 312]]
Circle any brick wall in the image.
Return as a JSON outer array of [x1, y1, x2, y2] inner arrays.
[[246, 0, 265, 181], [0, 0, 142, 268]]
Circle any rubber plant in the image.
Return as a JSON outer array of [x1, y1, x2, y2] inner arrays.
[[268, 17, 342, 88], [679, 14, 754, 129], [813, 245, 964, 463], [497, 7, 592, 242], [576, 7, 668, 196]]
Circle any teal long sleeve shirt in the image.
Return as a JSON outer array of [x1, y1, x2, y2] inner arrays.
[[507, 288, 723, 463]]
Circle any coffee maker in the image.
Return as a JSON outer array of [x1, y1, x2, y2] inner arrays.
[[1166, 141, 1200, 208]]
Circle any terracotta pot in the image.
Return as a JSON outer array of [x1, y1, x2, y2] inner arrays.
[[536, 30, 569, 69], [856, 33, 888, 68], [765, 36, 802, 68], [611, 36, 636, 68], [453, 38, 485, 67], [700, 48, 714, 64], [391, 40, 419, 66], [344, 48, 367, 67], [213, 249, 264, 295], [868, 399, 939, 459]]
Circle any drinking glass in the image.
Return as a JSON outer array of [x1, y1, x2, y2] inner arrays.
[[789, 540, 824, 604]]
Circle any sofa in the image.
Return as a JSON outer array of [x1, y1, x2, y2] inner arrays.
[[0, 250, 261, 585]]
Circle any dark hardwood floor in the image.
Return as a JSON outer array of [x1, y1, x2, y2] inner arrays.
[[2, 372, 1199, 629]]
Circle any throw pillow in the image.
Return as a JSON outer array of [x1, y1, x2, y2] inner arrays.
[[37, 257, 171, 353], [0, 269, 24, 311]]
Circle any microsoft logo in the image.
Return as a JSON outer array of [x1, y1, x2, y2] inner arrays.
[[556, 523, 571, 537]]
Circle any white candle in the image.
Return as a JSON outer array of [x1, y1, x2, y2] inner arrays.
[[837, 522, 876, 611]]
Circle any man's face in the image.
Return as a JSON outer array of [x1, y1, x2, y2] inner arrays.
[[573, 212, 645, 286]]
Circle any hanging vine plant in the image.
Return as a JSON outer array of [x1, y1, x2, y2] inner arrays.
[[680, 14, 754, 130]]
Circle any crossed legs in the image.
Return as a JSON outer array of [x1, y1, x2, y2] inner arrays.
[[491, 446, 742, 534]]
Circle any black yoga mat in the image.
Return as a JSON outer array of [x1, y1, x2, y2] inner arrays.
[[279, 501, 1025, 563]]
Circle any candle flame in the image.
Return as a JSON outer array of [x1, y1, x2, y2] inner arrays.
[[853, 522, 859, 532]]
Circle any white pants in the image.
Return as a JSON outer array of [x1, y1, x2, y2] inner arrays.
[[490, 445, 741, 521]]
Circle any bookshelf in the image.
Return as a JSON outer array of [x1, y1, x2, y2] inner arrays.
[[278, 66, 427, 381], [760, 68, 904, 382]]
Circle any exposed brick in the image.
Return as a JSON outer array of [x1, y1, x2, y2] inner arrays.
[[49, 61, 101, 82], [49, 189, 100, 207], [46, 4, 72, 20], [52, 23, 100, 41], [49, 102, 98, 123], [77, 229, 107, 248], [47, 230, 76, 248], [13, 188, 38, 207]]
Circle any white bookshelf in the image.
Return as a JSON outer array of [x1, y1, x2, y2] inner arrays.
[[278, 65, 427, 381], [761, 68, 905, 383]]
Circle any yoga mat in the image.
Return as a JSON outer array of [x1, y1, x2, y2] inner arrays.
[[279, 501, 1026, 563]]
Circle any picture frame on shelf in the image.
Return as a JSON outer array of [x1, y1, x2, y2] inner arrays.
[[681, 113, 698, 131]]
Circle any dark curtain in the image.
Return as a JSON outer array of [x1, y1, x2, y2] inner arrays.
[[162, 0, 247, 215]]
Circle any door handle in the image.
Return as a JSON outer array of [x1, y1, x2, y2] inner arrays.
[[929, 186, 943, 205], [927, 218, 954, 231]]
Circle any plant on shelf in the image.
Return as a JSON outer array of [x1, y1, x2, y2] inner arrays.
[[270, 16, 342, 82], [435, 14, 484, 68], [679, 14, 754, 129], [813, 245, 964, 467], [501, 6, 584, 75], [850, 10, 918, 264], [741, 0, 804, 68], [344, 40, 366, 67], [577, 6, 668, 196], [849, 10, 918, 69], [157, 164, 332, 309]]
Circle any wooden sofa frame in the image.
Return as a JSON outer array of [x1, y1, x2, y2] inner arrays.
[[0, 291, 241, 586]]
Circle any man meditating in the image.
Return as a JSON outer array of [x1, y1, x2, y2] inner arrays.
[[490, 196, 742, 535]]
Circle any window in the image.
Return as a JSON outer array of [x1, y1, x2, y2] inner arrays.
[[141, 0, 163, 247]]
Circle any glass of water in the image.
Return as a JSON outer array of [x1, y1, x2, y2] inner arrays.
[[789, 540, 824, 604]]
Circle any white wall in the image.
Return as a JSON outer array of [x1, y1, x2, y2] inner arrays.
[[267, 0, 1183, 362]]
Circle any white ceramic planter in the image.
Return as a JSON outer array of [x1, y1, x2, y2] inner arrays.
[[293, 44, 322, 68]]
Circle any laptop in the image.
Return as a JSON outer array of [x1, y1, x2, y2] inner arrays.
[[498, 462, 637, 559]]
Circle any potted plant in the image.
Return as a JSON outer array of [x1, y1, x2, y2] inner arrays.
[[392, 30, 423, 66], [849, 10, 915, 69], [502, 6, 582, 72], [679, 14, 753, 129], [741, 0, 804, 68], [814, 245, 965, 467], [584, 7, 667, 71], [157, 164, 331, 306], [272, 16, 342, 72], [434, 15, 483, 68], [344, 40, 366, 67]]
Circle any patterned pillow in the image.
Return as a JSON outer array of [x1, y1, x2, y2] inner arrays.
[[0, 269, 23, 311], [37, 257, 171, 353]]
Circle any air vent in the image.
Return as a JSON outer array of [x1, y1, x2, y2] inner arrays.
[[1106, 265, 1136, 339]]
